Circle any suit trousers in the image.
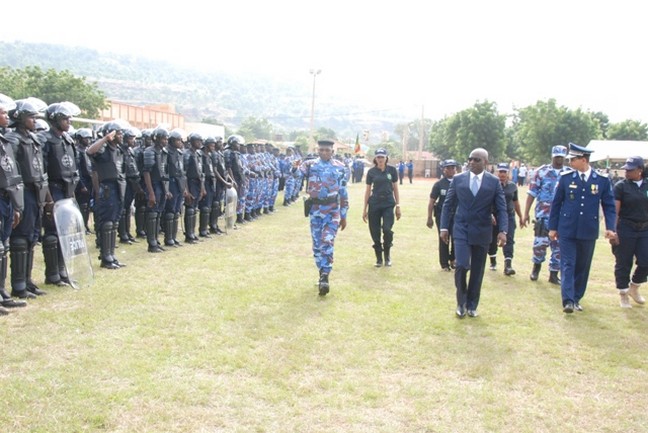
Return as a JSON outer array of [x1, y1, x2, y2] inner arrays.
[[454, 239, 488, 310], [559, 237, 596, 305]]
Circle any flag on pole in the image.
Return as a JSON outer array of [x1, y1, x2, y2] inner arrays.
[[354, 133, 361, 154]]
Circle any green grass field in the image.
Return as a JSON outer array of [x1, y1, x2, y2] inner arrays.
[[2, 178, 646, 433]]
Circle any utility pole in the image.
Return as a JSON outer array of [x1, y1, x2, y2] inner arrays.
[[309, 69, 321, 152]]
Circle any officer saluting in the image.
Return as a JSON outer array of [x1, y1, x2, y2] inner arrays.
[[548, 142, 617, 313]]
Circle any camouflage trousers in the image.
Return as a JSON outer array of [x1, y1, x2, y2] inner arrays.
[[310, 205, 341, 274]]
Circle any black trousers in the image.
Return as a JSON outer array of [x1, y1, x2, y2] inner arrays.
[[435, 214, 455, 268], [368, 203, 394, 249], [613, 234, 648, 289]]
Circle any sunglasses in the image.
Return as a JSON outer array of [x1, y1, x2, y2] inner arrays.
[[468, 157, 482, 162]]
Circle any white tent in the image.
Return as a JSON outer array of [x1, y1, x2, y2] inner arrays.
[[585, 140, 648, 162]]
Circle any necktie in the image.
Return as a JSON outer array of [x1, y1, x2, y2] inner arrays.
[[471, 175, 479, 196], [581, 173, 586, 184]]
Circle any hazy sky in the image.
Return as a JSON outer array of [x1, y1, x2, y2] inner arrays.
[[1, 0, 646, 123]]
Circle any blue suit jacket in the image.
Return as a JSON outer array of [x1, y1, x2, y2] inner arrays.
[[549, 169, 616, 240], [440, 171, 508, 245]]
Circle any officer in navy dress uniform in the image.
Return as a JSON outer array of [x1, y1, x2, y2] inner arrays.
[[548, 142, 617, 313], [611, 156, 648, 308]]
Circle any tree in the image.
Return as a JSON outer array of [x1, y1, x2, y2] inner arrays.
[[443, 101, 506, 162], [607, 120, 648, 141], [236, 116, 274, 142], [0, 66, 107, 118], [511, 99, 602, 166]]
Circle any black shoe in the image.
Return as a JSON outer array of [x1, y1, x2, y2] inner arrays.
[[12, 290, 37, 299], [574, 303, 583, 312], [27, 283, 47, 296], [563, 302, 574, 313], [119, 238, 133, 245], [548, 271, 561, 285], [456, 305, 466, 318], [0, 306, 8, 315], [375, 260, 383, 268], [318, 273, 330, 296], [1, 298, 27, 308], [198, 231, 212, 238], [45, 278, 69, 287], [113, 259, 126, 268], [504, 266, 516, 276], [467, 309, 479, 318], [147, 245, 165, 253], [100, 260, 120, 269], [530, 263, 541, 281]]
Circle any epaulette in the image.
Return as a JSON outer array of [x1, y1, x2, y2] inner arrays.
[[560, 169, 574, 176]]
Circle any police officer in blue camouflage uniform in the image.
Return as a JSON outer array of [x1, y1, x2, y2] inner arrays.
[[548, 142, 616, 313], [523, 145, 568, 284], [299, 139, 349, 296]]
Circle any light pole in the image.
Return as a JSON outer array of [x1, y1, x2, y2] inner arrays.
[[309, 69, 321, 151]]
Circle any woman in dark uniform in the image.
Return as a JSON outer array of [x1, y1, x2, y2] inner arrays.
[[612, 156, 648, 308], [362, 148, 401, 267]]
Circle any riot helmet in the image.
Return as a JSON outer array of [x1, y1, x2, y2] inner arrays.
[[75, 128, 93, 140], [226, 134, 245, 149], [0, 93, 16, 112], [45, 101, 81, 129], [152, 126, 170, 142], [9, 99, 43, 128], [35, 118, 50, 132]]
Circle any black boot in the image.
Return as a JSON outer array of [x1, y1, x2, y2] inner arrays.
[[26, 246, 47, 295], [10, 237, 35, 299], [489, 256, 497, 271], [0, 244, 27, 308], [43, 235, 65, 285], [185, 207, 199, 243], [135, 206, 147, 238], [374, 245, 383, 267], [100, 222, 119, 269], [549, 270, 561, 285], [110, 226, 125, 267], [172, 213, 183, 246], [199, 207, 211, 237], [118, 211, 131, 244], [384, 244, 392, 267], [504, 258, 516, 276], [146, 212, 164, 253], [530, 263, 541, 281], [318, 273, 330, 296]]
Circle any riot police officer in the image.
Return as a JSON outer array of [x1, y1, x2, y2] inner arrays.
[[0, 94, 27, 312], [143, 127, 171, 252], [199, 137, 216, 237], [210, 136, 231, 234], [119, 127, 144, 244], [133, 128, 153, 239], [40, 101, 82, 285], [5, 98, 51, 298], [224, 135, 246, 225], [427, 159, 458, 270], [74, 128, 94, 234], [163, 129, 187, 247], [183, 132, 205, 243], [86, 121, 128, 269]]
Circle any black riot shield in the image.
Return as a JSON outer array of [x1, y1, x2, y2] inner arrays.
[[54, 198, 94, 289]]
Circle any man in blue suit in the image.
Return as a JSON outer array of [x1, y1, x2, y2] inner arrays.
[[548, 142, 616, 313], [440, 148, 508, 318]]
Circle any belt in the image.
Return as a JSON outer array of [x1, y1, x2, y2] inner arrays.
[[621, 219, 648, 231], [312, 196, 338, 205]]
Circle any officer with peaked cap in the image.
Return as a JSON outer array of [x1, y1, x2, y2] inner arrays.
[[611, 156, 648, 308], [524, 145, 568, 284], [549, 142, 617, 313]]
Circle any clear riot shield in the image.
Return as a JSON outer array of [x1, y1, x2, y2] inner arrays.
[[54, 198, 94, 289], [225, 187, 238, 232]]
